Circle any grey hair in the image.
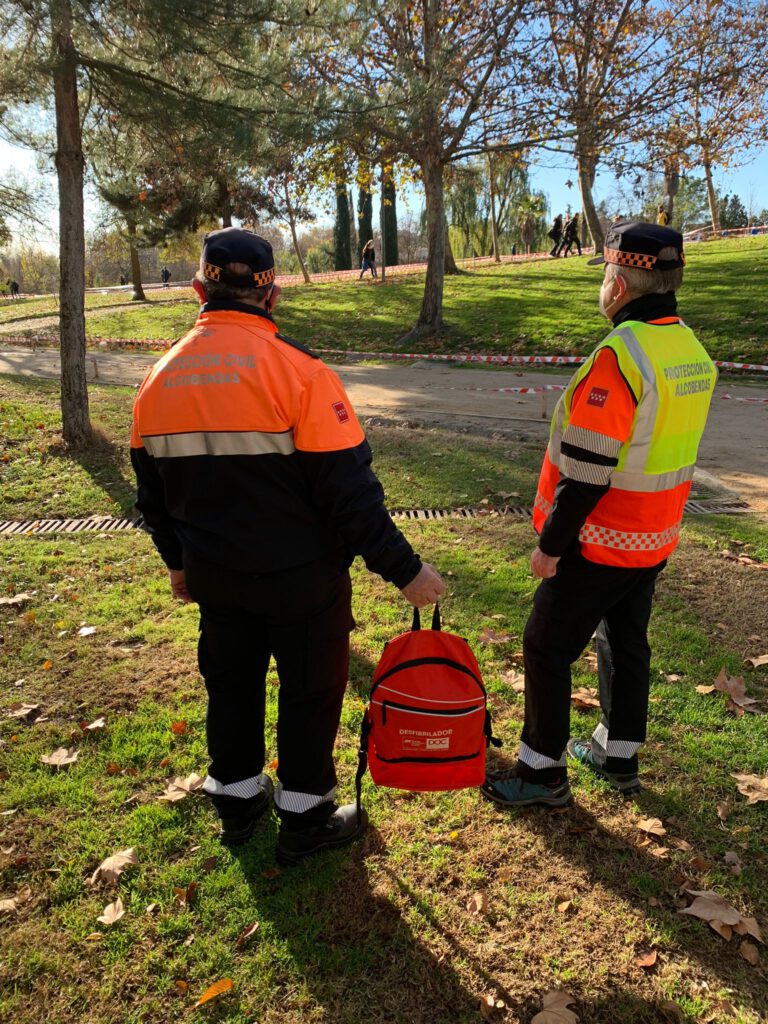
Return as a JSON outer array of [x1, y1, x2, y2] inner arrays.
[[195, 261, 271, 304], [606, 247, 683, 295]]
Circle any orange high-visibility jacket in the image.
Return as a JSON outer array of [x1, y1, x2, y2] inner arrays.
[[130, 301, 420, 585], [534, 310, 716, 568]]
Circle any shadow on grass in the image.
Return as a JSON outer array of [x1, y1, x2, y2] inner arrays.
[[50, 425, 136, 516]]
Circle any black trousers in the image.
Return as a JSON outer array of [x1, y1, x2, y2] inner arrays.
[[517, 546, 665, 783], [184, 551, 354, 822]]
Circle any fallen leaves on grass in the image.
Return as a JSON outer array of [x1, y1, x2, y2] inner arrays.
[[724, 851, 743, 876], [80, 716, 106, 732], [731, 772, 768, 804], [42, 660, 53, 670], [745, 654, 768, 669], [571, 687, 600, 711], [170, 720, 188, 735], [158, 773, 205, 803], [40, 747, 79, 767], [707, 668, 763, 716], [0, 885, 31, 914], [201, 856, 218, 873], [501, 669, 525, 692], [193, 978, 233, 1008], [635, 949, 657, 969], [235, 922, 259, 947], [6, 702, 40, 721], [77, 625, 97, 637], [89, 848, 138, 886], [678, 889, 763, 947], [174, 980, 189, 996], [637, 817, 666, 837], [740, 940, 760, 965], [97, 896, 125, 926], [479, 994, 506, 1020], [467, 892, 487, 916], [0, 593, 33, 609], [261, 867, 281, 880], [478, 627, 510, 645], [531, 990, 578, 1024], [556, 900, 573, 914], [173, 881, 198, 907]]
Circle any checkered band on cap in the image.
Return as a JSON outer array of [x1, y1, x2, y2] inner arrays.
[[603, 247, 657, 270], [252, 267, 275, 286], [203, 261, 222, 281]]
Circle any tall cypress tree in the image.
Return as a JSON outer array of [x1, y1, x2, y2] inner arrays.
[[357, 185, 373, 261], [383, 178, 399, 266], [348, 189, 357, 261], [333, 179, 352, 269]]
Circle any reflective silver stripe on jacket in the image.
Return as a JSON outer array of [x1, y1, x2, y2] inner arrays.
[[578, 522, 680, 552], [142, 430, 295, 458], [610, 463, 695, 493], [612, 326, 657, 475]]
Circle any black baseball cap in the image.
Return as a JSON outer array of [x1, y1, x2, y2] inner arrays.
[[201, 227, 275, 288], [587, 221, 685, 271]]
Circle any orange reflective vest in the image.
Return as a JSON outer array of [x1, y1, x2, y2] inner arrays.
[[533, 317, 716, 567]]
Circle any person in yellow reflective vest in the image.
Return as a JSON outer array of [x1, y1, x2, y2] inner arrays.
[[482, 222, 716, 809]]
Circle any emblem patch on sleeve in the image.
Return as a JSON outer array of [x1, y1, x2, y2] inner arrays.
[[586, 387, 609, 408], [332, 401, 350, 423]]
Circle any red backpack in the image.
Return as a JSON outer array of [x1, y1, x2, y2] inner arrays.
[[355, 606, 499, 814]]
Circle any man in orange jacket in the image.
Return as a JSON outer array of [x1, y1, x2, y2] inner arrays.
[[481, 222, 715, 809], [131, 228, 444, 862]]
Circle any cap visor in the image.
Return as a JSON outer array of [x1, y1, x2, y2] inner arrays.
[[587, 255, 605, 266]]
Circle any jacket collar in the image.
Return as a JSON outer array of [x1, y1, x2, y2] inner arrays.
[[200, 298, 276, 327], [612, 291, 678, 328]]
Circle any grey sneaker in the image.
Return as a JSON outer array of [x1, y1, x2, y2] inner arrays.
[[567, 738, 640, 796], [481, 769, 573, 808]]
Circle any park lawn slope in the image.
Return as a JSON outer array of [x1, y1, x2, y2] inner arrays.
[[2, 236, 765, 363], [1, 515, 767, 1024]]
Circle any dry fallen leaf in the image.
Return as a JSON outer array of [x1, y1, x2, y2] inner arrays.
[[679, 890, 741, 926], [97, 896, 125, 926], [174, 980, 189, 996], [724, 851, 742, 876], [202, 856, 218, 873], [479, 994, 506, 1020], [651, 847, 670, 859], [261, 867, 281, 880], [78, 625, 97, 637], [665, 673, 682, 682], [467, 892, 487, 916], [267, 758, 279, 771], [7, 702, 40, 721], [637, 817, 667, 837], [668, 837, 692, 852], [235, 922, 260, 947], [745, 654, 768, 669], [690, 856, 716, 872], [695, 685, 716, 695], [532, 990, 579, 1024], [731, 772, 768, 804], [734, 916, 763, 942], [716, 802, 730, 823], [41, 747, 79, 768], [740, 940, 760, 965], [0, 593, 33, 609], [711, 669, 761, 715], [42, 660, 53, 671], [709, 919, 734, 940], [501, 669, 525, 693], [84, 931, 103, 942], [193, 978, 233, 1008], [158, 774, 205, 803], [479, 627, 510, 645], [89, 848, 138, 886], [170, 720, 188, 735], [556, 900, 572, 914], [0, 885, 31, 914], [635, 949, 657, 968], [173, 881, 198, 907], [80, 716, 106, 732], [571, 687, 600, 711]]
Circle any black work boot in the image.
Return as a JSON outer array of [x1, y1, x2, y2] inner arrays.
[[218, 775, 274, 847], [276, 803, 368, 866]]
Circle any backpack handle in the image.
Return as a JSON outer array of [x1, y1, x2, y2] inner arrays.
[[411, 603, 441, 632]]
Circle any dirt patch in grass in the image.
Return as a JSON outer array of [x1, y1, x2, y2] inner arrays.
[[666, 538, 768, 670]]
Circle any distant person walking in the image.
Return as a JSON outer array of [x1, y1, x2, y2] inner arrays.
[[6, 279, 20, 300], [656, 205, 670, 226], [557, 214, 582, 257], [119, 273, 127, 286], [548, 215, 564, 257], [359, 240, 377, 280], [161, 266, 172, 288]]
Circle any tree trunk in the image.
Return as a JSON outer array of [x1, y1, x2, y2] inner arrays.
[[577, 150, 604, 253], [379, 168, 386, 283], [128, 222, 146, 301], [357, 183, 373, 262], [333, 177, 352, 270], [218, 178, 233, 228], [444, 215, 459, 274], [410, 158, 445, 336], [348, 189, 357, 262], [383, 178, 399, 266], [703, 157, 720, 233], [284, 181, 310, 284], [51, 0, 90, 446], [487, 152, 500, 262]]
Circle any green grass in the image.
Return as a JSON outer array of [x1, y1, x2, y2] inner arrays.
[[0, 289, 192, 328], [1, 374, 767, 1024], [2, 237, 767, 362], [0, 375, 542, 520]]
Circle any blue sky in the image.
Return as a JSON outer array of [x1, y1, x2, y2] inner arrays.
[[3, 135, 768, 250]]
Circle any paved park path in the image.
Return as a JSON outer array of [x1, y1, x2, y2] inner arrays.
[[1, 347, 766, 512]]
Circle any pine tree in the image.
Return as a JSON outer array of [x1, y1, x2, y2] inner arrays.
[[334, 180, 352, 270], [382, 178, 399, 266]]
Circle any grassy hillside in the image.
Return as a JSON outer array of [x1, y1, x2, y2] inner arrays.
[[1, 237, 766, 362]]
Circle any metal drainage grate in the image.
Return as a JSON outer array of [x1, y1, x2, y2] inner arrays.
[[0, 498, 749, 538]]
